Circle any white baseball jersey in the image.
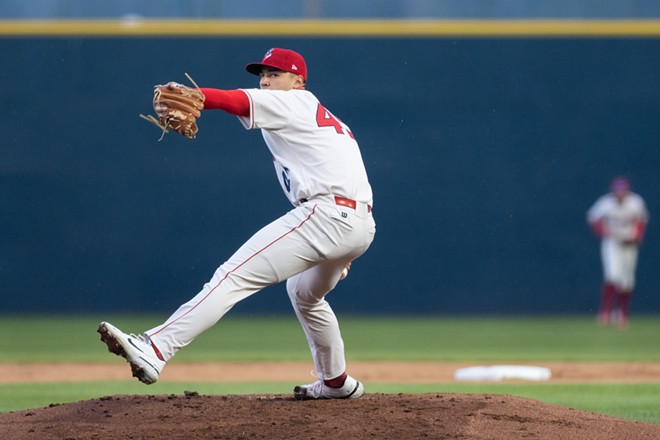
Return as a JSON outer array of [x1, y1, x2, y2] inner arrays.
[[587, 192, 648, 242], [238, 88, 373, 206]]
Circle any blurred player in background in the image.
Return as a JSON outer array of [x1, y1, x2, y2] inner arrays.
[[587, 176, 649, 329]]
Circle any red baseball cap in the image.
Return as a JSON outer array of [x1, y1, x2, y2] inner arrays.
[[245, 48, 307, 81]]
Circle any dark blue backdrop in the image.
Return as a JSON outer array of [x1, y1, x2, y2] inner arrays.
[[2, 37, 658, 314]]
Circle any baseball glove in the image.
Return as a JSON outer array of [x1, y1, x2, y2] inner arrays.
[[140, 77, 205, 140]]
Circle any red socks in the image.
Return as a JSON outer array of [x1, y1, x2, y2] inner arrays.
[[618, 291, 631, 323], [599, 283, 632, 329], [599, 282, 617, 318], [324, 372, 347, 388]]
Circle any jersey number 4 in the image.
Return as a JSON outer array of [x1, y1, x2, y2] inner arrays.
[[316, 104, 354, 139]]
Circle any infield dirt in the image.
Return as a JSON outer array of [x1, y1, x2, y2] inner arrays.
[[2, 361, 660, 439]]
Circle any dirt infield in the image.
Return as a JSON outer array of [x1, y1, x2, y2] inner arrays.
[[2, 362, 660, 439], [2, 360, 660, 383]]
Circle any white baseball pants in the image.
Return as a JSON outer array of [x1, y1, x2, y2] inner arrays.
[[145, 198, 375, 380], [601, 238, 639, 291]]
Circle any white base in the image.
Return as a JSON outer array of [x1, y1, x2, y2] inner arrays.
[[454, 365, 551, 382]]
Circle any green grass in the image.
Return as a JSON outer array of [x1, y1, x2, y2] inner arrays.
[[2, 314, 660, 362], [341, 315, 660, 362], [1, 314, 660, 424]]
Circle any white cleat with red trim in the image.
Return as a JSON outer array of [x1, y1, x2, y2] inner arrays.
[[97, 321, 166, 385]]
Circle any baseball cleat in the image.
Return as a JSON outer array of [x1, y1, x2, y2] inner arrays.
[[97, 321, 165, 385], [293, 375, 364, 400]]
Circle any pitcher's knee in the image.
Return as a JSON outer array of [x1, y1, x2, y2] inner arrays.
[[288, 289, 320, 310]]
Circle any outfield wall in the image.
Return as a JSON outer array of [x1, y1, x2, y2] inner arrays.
[[2, 22, 659, 314]]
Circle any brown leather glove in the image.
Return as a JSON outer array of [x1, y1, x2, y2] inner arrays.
[[141, 81, 205, 139]]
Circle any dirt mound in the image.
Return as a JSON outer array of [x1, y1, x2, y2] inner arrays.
[[2, 393, 659, 439]]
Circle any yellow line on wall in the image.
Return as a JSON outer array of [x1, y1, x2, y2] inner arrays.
[[1, 19, 660, 37]]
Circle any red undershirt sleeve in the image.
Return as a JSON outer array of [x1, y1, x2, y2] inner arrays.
[[635, 219, 647, 242], [590, 219, 605, 237], [200, 88, 250, 117]]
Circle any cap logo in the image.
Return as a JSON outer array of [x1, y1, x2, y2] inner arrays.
[[246, 48, 306, 81]]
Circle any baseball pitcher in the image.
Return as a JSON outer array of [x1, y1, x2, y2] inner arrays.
[[98, 48, 375, 399]]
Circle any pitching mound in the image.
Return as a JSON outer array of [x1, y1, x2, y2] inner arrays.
[[2, 393, 660, 439]]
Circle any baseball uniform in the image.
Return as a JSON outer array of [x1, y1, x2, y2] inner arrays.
[[113, 49, 376, 394], [587, 177, 648, 328]]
